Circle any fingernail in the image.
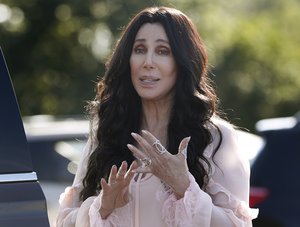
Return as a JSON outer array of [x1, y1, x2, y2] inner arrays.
[[141, 130, 147, 134], [185, 136, 191, 141], [127, 144, 133, 149], [131, 132, 138, 137]]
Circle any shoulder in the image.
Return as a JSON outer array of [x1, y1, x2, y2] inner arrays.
[[210, 116, 237, 137], [206, 116, 250, 175], [204, 117, 238, 154], [204, 117, 249, 170]]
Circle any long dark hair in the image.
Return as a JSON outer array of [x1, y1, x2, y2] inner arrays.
[[80, 6, 222, 201]]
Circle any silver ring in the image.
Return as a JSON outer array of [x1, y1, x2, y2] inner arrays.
[[181, 147, 187, 159], [152, 139, 167, 155], [140, 157, 152, 168]]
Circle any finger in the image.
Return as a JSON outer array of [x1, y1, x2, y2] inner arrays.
[[177, 136, 191, 158], [100, 178, 109, 192], [178, 136, 191, 153], [141, 130, 169, 156], [124, 160, 138, 182], [141, 130, 157, 145], [127, 144, 146, 160], [116, 161, 127, 179], [108, 165, 117, 185], [127, 144, 153, 171], [131, 132, 153, 156], [132, 166, 152, 173]]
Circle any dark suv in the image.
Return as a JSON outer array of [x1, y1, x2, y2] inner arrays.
[[251, 113, 300, 227], [0, 48, 49, 226]]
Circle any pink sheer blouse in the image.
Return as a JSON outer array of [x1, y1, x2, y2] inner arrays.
[[56, 119, 258, 227]]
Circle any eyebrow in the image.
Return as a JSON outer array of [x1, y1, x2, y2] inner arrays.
[[134, 38, 169, 44]]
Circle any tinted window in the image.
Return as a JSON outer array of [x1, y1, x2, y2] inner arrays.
[[0, 48, 33, 173]]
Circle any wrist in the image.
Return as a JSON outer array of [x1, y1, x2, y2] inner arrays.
[[99, 206, 113, 219], [172, 173, 190, 199]]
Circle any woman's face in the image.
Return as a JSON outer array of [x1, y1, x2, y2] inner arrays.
[[130, 23, 177, 102]]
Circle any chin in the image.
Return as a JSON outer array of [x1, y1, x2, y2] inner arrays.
[[136, 90, 157, 100], [139, 95, 157, 101]]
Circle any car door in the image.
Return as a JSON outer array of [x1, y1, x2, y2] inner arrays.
[[0, 47, 50, 227]]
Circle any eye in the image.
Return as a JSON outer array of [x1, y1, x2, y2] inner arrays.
[[157, 47, 170, 56], [133, 45, 146, 54]]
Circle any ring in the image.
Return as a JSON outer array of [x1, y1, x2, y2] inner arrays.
[[181, 147, 187, 159], [152, 140, 167, 155], [140, 157, 152, 168]]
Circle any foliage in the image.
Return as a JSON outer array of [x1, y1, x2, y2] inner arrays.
[[166, 0, 300, 131], [0, 0, 299, 131], [212, 0, 300, 130], [0, 0, 159, 115]]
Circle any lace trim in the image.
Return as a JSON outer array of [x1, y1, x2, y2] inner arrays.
[[156, 181, 172, 202], [89, 192, 131, 227], [57, 185, 82, 225], [59, 185, 132, 226], [206, 179, 258, 221], [59, 185, 81, 208], [161, 173, 204, 227]]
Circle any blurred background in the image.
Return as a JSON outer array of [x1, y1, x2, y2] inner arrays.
[[1, 0, 299, 131], [0, 0, 299, 226]]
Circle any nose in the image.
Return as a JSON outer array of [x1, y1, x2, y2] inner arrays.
[[143, 52, 155, 69]]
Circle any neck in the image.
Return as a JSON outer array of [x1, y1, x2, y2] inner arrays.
[[140, 99, 173, 146]]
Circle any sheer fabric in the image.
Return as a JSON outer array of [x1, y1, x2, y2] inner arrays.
[[56, 119, 258, 227]]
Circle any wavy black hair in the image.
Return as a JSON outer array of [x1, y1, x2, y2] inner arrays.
[[80, 6, 222, 201]]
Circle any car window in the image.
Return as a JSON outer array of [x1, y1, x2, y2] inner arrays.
[[0, 47, 50, 227]]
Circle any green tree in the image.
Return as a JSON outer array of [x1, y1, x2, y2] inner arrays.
[[212, 0, 300, 131], [169, 0, 300, 131], [0, 0, 159, 115], [1, 0, 299, 131]]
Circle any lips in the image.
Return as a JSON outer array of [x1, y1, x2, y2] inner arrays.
[[139, 75, 160, 83]]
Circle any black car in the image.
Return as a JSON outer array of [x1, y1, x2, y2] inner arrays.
[[0, 48, 50, 226], [251, 113, 300, 227]]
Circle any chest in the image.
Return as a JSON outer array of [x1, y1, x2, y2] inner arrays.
[[129, 173, 170, 227]]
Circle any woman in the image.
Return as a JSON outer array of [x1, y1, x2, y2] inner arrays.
[[57, 6, 258, 227]]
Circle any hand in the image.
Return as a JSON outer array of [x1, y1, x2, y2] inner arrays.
[[99, 161, 137, 219], [127, 130, 191, 199]]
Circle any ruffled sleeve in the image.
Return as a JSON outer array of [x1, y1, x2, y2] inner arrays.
[[56, 137, 94, 227], [161, 119, 258, 227], [57, 184, 132, 227], [56, 137, 132, 227], [56, 186, 79, 226], [88, 192, 132, 227], [162, 173, 213, 226]]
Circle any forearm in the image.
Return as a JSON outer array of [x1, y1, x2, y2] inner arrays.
[[162, 173, 257, 227]]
